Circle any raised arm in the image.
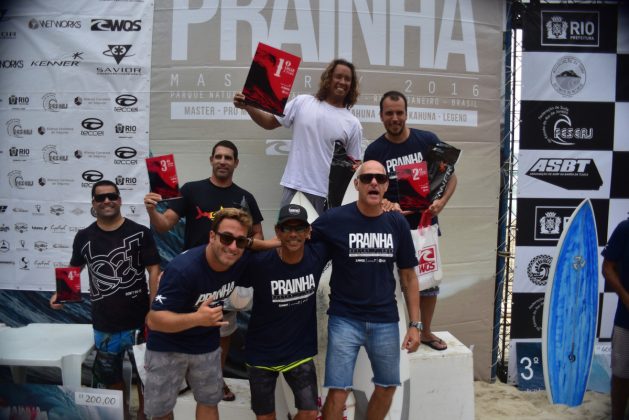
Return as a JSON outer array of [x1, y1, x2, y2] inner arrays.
[[233, 92, 281, 130], [144, 192, 180, 233]]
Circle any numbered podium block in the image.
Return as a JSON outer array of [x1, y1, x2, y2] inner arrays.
[[0, 384, 123, 418], [516, 341, 545, 391]]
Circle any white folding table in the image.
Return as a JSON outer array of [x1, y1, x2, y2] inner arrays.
[[0, 323, 94, 388]]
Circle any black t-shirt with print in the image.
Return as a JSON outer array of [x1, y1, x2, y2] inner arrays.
[[168, 179, 263, 250], [70, 219, 161, 332]]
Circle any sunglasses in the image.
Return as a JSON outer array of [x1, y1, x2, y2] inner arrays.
[[216, 231, 250, 249], [93, 193, 120, 202], [358, 173, 388, 184], [278, 224, 309, 233]]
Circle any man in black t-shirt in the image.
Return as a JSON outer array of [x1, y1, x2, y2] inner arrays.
[[51, 180, 161, 420], [143, 140, 263, 401]]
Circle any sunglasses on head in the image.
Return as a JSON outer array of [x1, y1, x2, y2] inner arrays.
[[216, 231, 250, 249], [278, 224, 309, 233], [358, 173, 388, 184], [93, 193, 120, 202]]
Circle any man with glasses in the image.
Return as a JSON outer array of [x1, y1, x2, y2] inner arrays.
[[50, 180, 161, 420], [144, 139, 263, 400], [364, 91, 458, 351], [144, 208, 253, 420], [239, 204, 329, 420], [310, 161, 421, 420]]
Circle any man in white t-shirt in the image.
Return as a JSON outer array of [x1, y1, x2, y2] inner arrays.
[[234, 58, 363, 214]]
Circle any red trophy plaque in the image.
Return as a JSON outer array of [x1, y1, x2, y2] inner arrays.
[[242, 42, 301, 117], [395, 161, 430, 212], [55, 267, 82, 303], [146, 154, 181, 200]]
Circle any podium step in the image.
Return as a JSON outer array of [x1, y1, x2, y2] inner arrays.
[[408, 331, 475, 420]]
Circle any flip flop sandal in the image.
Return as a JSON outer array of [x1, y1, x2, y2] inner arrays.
[[421, 338, 447, 351], [222, 382, 236, 401]]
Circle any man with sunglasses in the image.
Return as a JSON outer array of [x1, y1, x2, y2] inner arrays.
[[310, 161, 421, 420], [239, 204, 329, 420], [50, 180, 161, 420], [144, 208, 253, 420], [144, 139, 263, 401], [364, 91, 458, 352]]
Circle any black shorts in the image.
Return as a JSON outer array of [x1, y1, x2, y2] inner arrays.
[[247, 360, 318, 415]]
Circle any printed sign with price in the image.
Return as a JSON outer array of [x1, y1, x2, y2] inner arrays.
[[516, 341, 545, 391]]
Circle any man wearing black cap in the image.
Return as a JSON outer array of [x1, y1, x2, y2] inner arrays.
[[239, 204, 330, 420]]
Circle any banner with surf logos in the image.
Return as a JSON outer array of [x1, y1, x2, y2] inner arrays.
[[509, 2, 629, 388], [0, 1, 154, 290]]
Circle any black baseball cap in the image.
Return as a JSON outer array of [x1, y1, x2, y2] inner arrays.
[[277, 204, 309, 225]]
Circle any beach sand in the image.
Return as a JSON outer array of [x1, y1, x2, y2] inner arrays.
[[130, 380, 612, 419], [474, 380, 611, 420]]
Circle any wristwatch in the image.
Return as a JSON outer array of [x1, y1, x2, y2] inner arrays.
[[408, 321, 423, 331]]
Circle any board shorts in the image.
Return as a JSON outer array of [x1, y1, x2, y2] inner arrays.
[[144, 347, 222, 417], [420, 286, 440, 297], [612, 325, 629, 379], [248, 359, 318, 415], [92, 328, 143, 388], [281, 187, 327, 215], [324, 315, 400, 389]]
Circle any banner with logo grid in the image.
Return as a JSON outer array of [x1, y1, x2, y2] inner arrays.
[[508, 3, 629, 384], [0, 1, 153, 290]]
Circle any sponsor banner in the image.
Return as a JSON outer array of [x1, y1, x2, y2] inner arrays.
[[523, 4, 618, 52], [510, 292, 545, 339], [0, 0, 152, 291], [171, 101, 479, 127], [153, 0, 502, 140], [519, 101, 614, 151], [513, 246, 554, 293], [523, 51, 616, 102], [521, 52, 616, 102], [515, 198, 608, 247], [518, 149, 612, 198], [611, 152, 629, 199], [514, 245, 605, 294], [0, 3, 152, 92], [1, 91, 149, 114]]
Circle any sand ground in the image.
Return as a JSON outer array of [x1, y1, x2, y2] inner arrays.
[[130, 380, 612, 419]]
